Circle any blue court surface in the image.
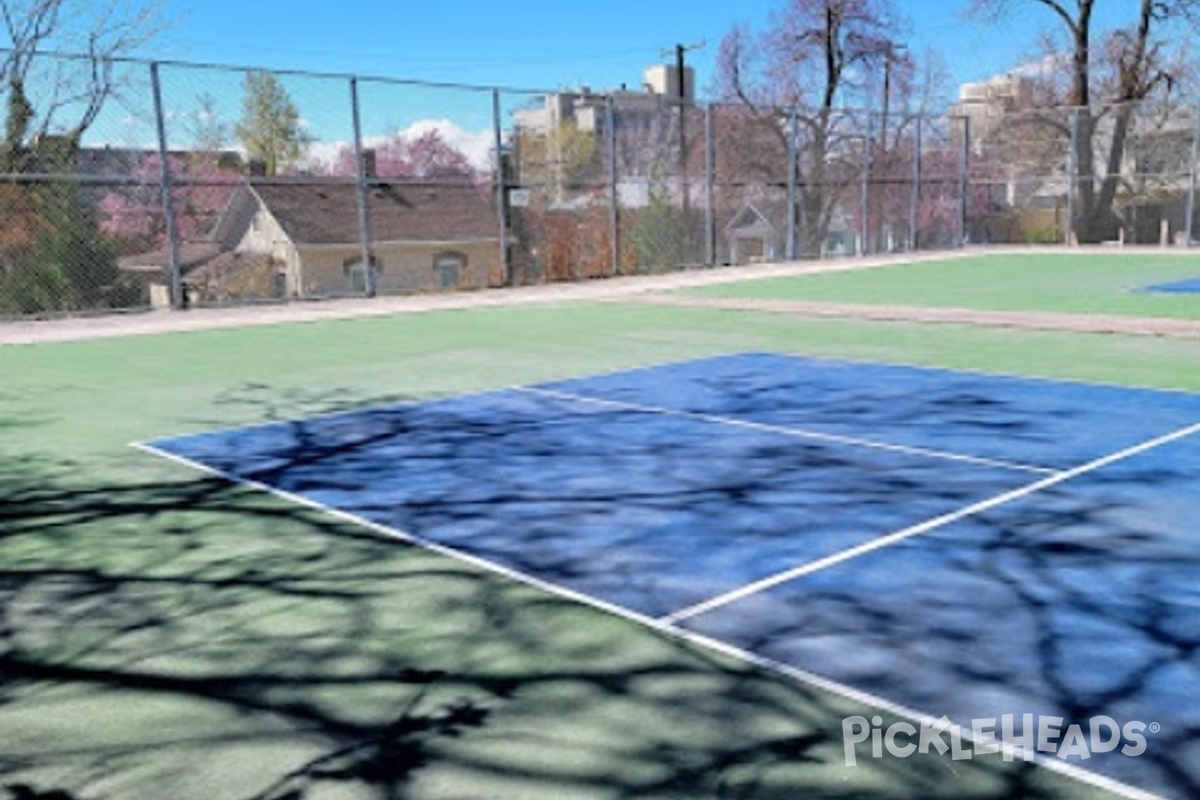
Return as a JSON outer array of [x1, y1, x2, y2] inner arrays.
[[142, 353, 1200, 799], [1138, 277, 1200, 294]]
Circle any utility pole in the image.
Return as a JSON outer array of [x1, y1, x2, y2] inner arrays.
[[662, 40, 704, 262], [880, 42, 907, 154]]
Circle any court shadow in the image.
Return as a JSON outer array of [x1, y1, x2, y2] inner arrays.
[[0, 449, 506, 796], [151, 385, 1043, 620], [688, 447, 1200, 800], [5, 784, 81, 800], [0, 438, 1113, 800]]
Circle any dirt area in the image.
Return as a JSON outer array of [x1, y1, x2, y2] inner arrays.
[[624, 293, 1200, 339]]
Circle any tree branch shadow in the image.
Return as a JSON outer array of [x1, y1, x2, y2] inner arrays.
[[2, 378, 1161, 799]]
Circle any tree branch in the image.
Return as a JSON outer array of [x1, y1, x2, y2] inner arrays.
[[0, 0, 163, 146]]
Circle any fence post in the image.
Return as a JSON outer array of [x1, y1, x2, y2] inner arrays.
[[958, 114, 970, 247], [704, 102, 716, 266], [607, 95, 620, 276], [1066, 108, 1078, 247], [909, 114, 921, 251], [150, 62, 184, 310], [492, 90, 512, 286], [860, 113, 873, 255], [1186, 103, 1200, 247], [786, 106, 798, 261], [349, 76, 376, 298]]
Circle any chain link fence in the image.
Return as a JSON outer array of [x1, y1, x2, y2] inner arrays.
[[2, 51, 1198, 318]]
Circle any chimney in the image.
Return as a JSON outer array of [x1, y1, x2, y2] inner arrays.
[[247, 158, 267, 177], [361, 148, 377, 179]]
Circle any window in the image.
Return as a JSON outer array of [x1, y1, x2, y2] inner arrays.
[[433, 251, 467, 289], [343, 254, 380, 293]]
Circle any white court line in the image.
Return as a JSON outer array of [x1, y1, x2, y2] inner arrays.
[[130, 436, 1174, 800], [681, 629, 1170, 800], [661, 420, 1200, 625], [519, 386, 1058, 475], [139, 351, 738, 444]]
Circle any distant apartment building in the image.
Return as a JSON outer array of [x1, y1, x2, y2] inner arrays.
[[512, 64, 695, 136], [510, 64, 696, 208], [950, 73, 1036, 143]]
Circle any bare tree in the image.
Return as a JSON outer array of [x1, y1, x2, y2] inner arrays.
[[186, 92, 231, 153], [0, 0, 163, 166], [970, 0, 1200, 242], [713, 0, 918, 256]]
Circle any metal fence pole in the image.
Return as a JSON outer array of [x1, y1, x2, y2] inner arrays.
[[860, 115, 873, 256], [349, 76, 376, 298], [909, 115, 921, 251], [786, 106, 798, 261], [607, 95, 620, 276], [150, 62, 184, 310], [1186, 103, 1200, 247], [704, 102, 716, 266], [1066, 108, 1078, 247], [958, 115, 970, 247], [492, 90, 512, 286]]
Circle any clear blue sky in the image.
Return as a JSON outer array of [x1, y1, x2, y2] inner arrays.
[[90, 0, 1132, 156], [148, 0, 1122, 96]]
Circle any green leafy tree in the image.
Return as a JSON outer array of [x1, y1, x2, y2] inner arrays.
[[0, 77, 32, 172], [1, 179, 121, 313], [630, 187, 686, 271], [235, 71, 311, 176]]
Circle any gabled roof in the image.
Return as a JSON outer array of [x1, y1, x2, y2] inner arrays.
[[726, 203, 775, 234], [119, 242, 223, 274], [117, 242, 276, 285], [241, 180, 500, 246], [74, 147, 243, 178]]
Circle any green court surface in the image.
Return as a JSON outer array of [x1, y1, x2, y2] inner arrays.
[[678, 252, 1200, 320], [3, 277, 1200, 799]]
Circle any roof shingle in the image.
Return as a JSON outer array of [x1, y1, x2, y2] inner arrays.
[[248, 180, 499, 245]]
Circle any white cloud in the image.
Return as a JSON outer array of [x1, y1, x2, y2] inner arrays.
[[305, 139, 348, 170], [396, 118, 494, 171], [302, 118, 494, 173]]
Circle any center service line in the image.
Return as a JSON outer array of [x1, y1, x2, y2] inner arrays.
[[519, 386, 1057, 475]]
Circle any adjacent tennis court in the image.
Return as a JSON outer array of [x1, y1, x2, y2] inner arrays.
[[677, 252, 1200, 321], [4, 250, 1200, 800], [1140, 277, 1200, 295]]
